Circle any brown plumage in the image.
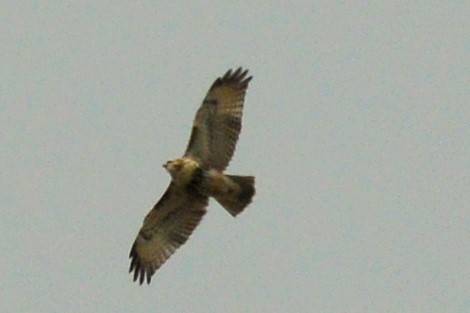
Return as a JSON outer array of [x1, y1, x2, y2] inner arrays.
[[129, 68, 255, 284]]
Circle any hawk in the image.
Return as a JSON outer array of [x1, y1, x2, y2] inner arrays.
[[129, 68, 255, 284]]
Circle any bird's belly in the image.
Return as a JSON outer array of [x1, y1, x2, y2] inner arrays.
[[198, 169, 234, 197]]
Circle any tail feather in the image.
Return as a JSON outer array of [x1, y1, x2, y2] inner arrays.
[[215, 175, 255, 217]]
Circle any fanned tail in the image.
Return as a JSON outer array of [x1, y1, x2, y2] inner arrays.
[[214, 175, 255, 217]]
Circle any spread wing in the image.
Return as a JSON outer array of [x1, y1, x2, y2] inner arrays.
[[129, 183, 208, 284], [184, 67, 252, 170]]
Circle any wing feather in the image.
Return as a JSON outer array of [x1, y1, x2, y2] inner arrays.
[[129, 183, 208, 284], [184, 67, 252, 170]]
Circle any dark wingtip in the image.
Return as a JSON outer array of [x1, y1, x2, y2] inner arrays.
[[129, 242, 151, 285], [223, 68, 233, 79], [214, 67, 252, 89]]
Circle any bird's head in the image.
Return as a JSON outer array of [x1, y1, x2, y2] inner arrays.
[[163, 158, 199, 183], [163, 159, 183, 177]]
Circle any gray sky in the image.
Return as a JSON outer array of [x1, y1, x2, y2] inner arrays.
[[1, 2, 468, 312]]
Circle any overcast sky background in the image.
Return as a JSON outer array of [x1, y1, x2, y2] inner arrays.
[[1, 2, 468, 312]]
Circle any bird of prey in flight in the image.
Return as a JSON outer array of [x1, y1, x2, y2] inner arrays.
[[129, 68, 255, 284]]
